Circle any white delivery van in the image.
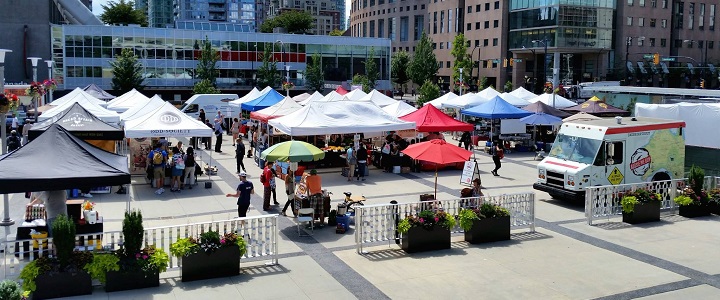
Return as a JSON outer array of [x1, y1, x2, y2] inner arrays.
[[533, 117, 686, 201], [180, 94, 240, 121]]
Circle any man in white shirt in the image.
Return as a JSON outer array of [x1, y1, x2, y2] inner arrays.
[[10, 116, 18, 131], [21, 120, 31, 145], [29, 190, 68, 236]]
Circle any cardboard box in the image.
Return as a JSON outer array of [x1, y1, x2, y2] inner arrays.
[[401, 167, 411, 173]]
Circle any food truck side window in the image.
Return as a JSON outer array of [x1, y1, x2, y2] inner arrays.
[[605, 141, 624, 165], [184, 104, 199, 113]]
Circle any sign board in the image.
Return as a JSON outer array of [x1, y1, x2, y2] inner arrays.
[[460, 160, 481, 186], [513, 59, 523, 63], [643, 54, 654, 59], [607, 167, 624, 185], [661, 57, 676, 62]]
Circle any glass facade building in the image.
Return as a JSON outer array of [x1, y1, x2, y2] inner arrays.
[[51, 25, 390, 91]]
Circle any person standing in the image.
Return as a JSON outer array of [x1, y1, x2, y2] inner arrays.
[[356, 143, 367, 181], [226, 171, 254, 218], [346, 146, 356, 181], [459, 131, 472, 150], [231, 118, 240, 146], [269, 165, 279, 206], [235, 137, 246, 173], [10, 116, 18, 132], [148, 143, 168, 194], [21, 119, 31, 145], [214, 118, 223, 153], [260, 161, 274, 211], [281, 165, 296, 217], [491, 141, 503, 176], [28, 190, 67, 236], [169, 146, 184, 192], [182, 147, 196, 189], [6, 130, 21, 152], [199, 109, 206, 123], [204, 119, 213, 150]]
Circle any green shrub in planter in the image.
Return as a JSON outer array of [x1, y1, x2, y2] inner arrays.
[[122, 210, 144, 257], [0, 279, 24, 300], [52, 214, 76, 267]]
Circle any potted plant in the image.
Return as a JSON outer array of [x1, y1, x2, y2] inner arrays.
[[0, 280, 29, 300], [709, 189, 720, 215], [170, 230, 247, 282], [397, 210, 456, 253], [20, 214, 94, 299], [621, 189, 663, 224], [674, 165, 711, 218], [84, 211, 169, 292], [459, 203, 511, 244]]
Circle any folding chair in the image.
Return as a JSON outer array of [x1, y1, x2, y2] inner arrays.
[[297, 208, 314, 236]]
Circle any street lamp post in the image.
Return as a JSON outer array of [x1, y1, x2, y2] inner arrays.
[[27, 57, 41, 113], [532, 38, 549, 92], [522, 46, 537, 93], [285, 65, 290, 97], [459, 67, 464, 96], [0, 49, 15, 227], [45, 60, 53, 104], [252, 43, 257, 86]]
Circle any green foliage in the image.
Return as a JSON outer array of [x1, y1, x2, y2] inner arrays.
[[397, 219, 411, 233], [674, 195, 694, 206], [0, 280, 23, 300], [450, 34, 471, 88], [122, 210, 144, 256], [84, 254, 120, 284], [257, 47, 280, 89], [305, 53, 324, 93], [52, 214, 76, 267], [621, 196, 639, 214], [364, 47, 378, 91], [478, 203, 510, 219], [100, 0, 147, 27], [417, 80, 440, 106], [478, 77, 488, 90], [110, 48, 145, 94], [408, 33, 439, 86], [689, 164, 705, 194], [169, 238, 200, 258], [195, 37, 219, 84], [260, 10, 314, 34], [352, 74, 372, 93], [329, 29, 345, 36], [234, 234, 248, 257], [391, 51, 410, 87], [193, 79, 221, 94], [19, 261, 40, 292], [397, 210, 455, 233], [148, 246, 170, 273], [458, 208, 479, 231], [504, 81, 513, 92]]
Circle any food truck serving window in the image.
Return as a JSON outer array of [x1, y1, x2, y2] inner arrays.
[[549, 134, 602, 165]]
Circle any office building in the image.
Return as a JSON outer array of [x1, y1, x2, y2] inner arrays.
[[349, 0, 427, 53], [149, 0, 175, 28], [267, 0, 342, 35]]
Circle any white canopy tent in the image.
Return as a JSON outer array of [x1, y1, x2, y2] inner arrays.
[[528, 93, 576, 108], [119, 95, 166, 125], [250, 96, 303, 121], [51, 87, 108, 107], [292, 93, 311, 103], [319, 90, 344, 102], [105, 89, 151, 113], [441, 93, 489, 109], [124, 102, 213, 138], [268, 101, 416, 135], [228, 86, 272, 107], [509, 87, 538, 100], [343, 89, 368, 101], [425, 92, 458, 108], [298, 91, 324, 106], [499, 92, 531, 107], [382, 100, 417, 117], [635, 102, 720, 148], [39, 92, 120, 123], [477, 87, 501, 100], [359, 89, 397, 107]]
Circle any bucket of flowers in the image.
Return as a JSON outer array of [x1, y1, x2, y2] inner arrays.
[[397, 210, 455, 253], [0, 93, 19, 114], [170, 230, 247, 282], [621, 188, 663, 224], [282, 81, 295, 92], [43, 79, 57, 92]]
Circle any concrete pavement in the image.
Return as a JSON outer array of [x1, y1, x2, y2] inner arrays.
[[2, 132, 720, 299]]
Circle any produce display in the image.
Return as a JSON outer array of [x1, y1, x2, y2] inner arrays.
[[321, 146, 348, 152]]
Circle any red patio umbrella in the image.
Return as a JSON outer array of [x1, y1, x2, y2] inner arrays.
[[401, 139, 473, 199]]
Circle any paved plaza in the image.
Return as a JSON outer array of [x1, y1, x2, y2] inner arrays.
[[2, 133, 720, 300]]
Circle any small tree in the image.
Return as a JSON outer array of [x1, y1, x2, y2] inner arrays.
[[195, 37, 219, 85], [450, 34, 471, 90], [391, 51, 410, 89], [193, 79, 221, 94], [503, 81, 513, 92], [260, 10, 314, 34], [110, 48, 145, 94], [256, 47, 280, 89], [122, 210, 144, 257], [364, 47, 378, 91], [417, 80, 440, 107], [100, 0, 147, 26], [352, 74, 371, 93], [408, 33, 439, 86], [305, 53, 324, 93], [52, 214, 76, 267], [478, 77, 488, 90]]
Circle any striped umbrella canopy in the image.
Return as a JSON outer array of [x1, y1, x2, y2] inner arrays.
[[260, 140, 326, 162]]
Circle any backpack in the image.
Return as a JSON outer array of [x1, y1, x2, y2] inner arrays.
[[152, 150, 164, 165], [174, 155, 185, 169]]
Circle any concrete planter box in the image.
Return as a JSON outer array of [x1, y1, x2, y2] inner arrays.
[[400, 225, 451, 253], [105, 270, 160, 292], [33, 271, 92, 299], [464, 216, 511, 244], [622, 201, 661, 224], [181, 245, 240, 282]]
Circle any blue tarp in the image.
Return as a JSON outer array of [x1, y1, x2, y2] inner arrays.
[[461, 96, 533, 119], [241, 89, 284, 111]]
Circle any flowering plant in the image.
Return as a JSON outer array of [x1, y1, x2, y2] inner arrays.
[[674, 186, 709, 206], [169, 230, 247, 257], [621, 188, 662, 213], [81, 200, 95, 211], [397, 210, 456, 233], [0, 94, 19, 113], [708, 189, 720, 204], [282, 81, 294, 90], [25, 82, 46, 98], [43, 79, 57, 91]]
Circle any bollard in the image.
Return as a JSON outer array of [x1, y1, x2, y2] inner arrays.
[[390, 200, 400, 244]]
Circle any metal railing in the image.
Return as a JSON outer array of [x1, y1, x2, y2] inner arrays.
[[2, 215, 279, 280], [354, 192, 536, 254], [584, 176, 720, 225]]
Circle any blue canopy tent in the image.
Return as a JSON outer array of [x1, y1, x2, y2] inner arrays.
[[241, 89, 284, 112], [461, 96, 533, 119]]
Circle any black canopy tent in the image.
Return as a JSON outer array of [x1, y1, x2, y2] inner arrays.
[[0, 124, 130, 193], [28, 103, 124, 141]]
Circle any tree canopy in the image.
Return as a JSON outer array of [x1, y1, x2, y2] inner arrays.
[[100, 0, 147, 26], [195, 37, 219, 84], [408, 33, 439, 86], [417, 80, 440, 107], [391, 51, 410, 88], [305, 53, 324, 93], [364, 47, 378, 90], [451, 34, 471, 90], [260, 10, 314, 34], [110, 48, 144, 94], [256, 47, 280, 89], [193, 79, 221, 94]]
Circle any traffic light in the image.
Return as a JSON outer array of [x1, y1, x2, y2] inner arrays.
[[509, 58, 514, 66], [503, 59, 508, 67], [653, 53, 660, 65], [700, 79, 706, 89]]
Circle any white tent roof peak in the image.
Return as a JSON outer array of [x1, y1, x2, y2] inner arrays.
[[298, 91, 324, 106], [106, 89, 151, 112], [509, 87, 538, 100], [343, 88, 368, 101], [359, 89, 398, 107], [382, 100, 417, 117], [425, 92, 458, 108], [119, 94, 166, 125], [442, 92, 490, 109], [477, 87, 501, 99], [39, 92, 119, 123], [228, 87, 261, 107], [499, 92, 531, 107], [124, 101, 213, 138], [528, 93, 576, 108], [52, 87, 107, 107]]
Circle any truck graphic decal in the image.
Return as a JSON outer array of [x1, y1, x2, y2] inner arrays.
[[630, 148, 652, 176]]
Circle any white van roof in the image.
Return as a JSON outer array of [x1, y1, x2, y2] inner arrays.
[[185, 94, 239, 104]]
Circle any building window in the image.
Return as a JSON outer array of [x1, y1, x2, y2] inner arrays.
[[475, 22, 480, 29], [433, 12, 437, 34], [400, 16, 409, 41], [476, 4, 480, 11], [662, 0, 667, 8], [378, 19, 384, 38], [493, 20, 498, 27], [446, 61, 451, 68], [710, 5, 716, 30], [483, 39, 489, 46], [414, 15, 424, 40], [628, 0, 633, 6], [688, 15, 694, 29], [639, 0, 645, 6], [467, 6, 472, 13], [627, 17, 633, 26], [390, 17, 396, 40], [651, 0, 656, 7], [674, 39, 683, 48], [699, 40, 704, 49], [421, 4, 425, 9], [639, 17, 644, 26], [370, 20, 375, 37], [650, 19, 656, 27], [492, 38, 498, 46], [484, 21, 489, 28], [660, 38, 666, 47], [638, 38, 644, 46], [475, 40, 480, 47], [485, 3, 490, 10], [494, 1, 499, 9], [649, 38, 656, 46], [661, 19, 667, 28], [709, 41, 714, 49], [440, 11, 444, 33]]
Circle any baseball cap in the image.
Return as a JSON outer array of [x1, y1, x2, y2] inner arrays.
[[238, 171, 247, 177]]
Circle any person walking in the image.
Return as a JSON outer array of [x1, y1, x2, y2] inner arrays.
[[199, 109, 206, 123], [269, 165, 279, 206], [226, 171, 254, 218], [169, 146, 185, 192], [6, 130, 21, 152], [204, 119, 213, 150], [214, 118, 223, 153], [231, 118, 240, 146], [356, 143, 367, 181], [281, 165, 296, 217], [260, 161, 274, 211], [346, 146, 356, 181], [459, 131, 472, 150], [235, 137, 246, 173], [148, 143, 168, 194], [182, 147, 196, 189], [21, 119, 31, 145], [491, 141, 504, 176]]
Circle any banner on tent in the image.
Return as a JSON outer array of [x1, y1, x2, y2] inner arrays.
[[460, 160, 481, 186], [129, 138, 153, 175]]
